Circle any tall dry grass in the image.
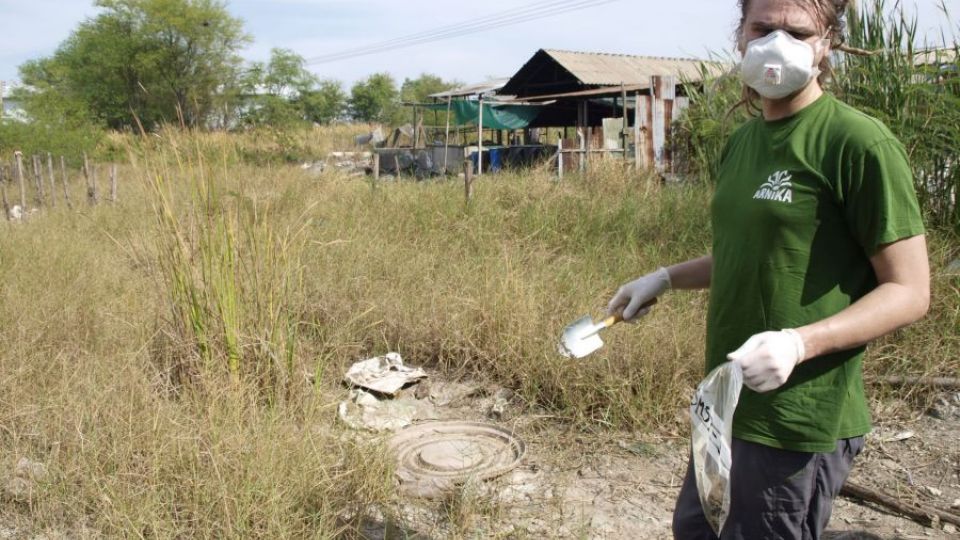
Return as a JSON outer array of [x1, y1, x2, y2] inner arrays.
[[0, 126, 955, 536], [0, 132, 395, 537], [102, 123, 375, 166]]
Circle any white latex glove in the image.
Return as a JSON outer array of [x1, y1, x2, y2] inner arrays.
[[727, 329, 806, 393], [606, 267, 672, 322]]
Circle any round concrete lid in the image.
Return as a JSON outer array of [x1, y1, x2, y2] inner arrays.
[[389, 421, 525, 498]]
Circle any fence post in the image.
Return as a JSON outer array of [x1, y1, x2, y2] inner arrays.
[[90, 165, 99, 205], [15, 151, 26, 211], [82, 153, 93, 204], [557, 139, 564, 180], [109, 164, 117, 203], [634, 91, 642, 173], [464, 159, 474, 203], [373, 152, 380, 181], [32, 155, 44, 206], [0, 165, 9, 221], [60, 156, 72, 209], [46, 153, 57, 208]]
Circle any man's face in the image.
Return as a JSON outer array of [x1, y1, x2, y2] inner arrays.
[[739, 0, 826, 53]]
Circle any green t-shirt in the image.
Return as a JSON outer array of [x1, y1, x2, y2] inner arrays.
[[708, 93, 925, 453]]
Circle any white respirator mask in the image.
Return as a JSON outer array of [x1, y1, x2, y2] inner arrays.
[[740, 30, 827, 100]]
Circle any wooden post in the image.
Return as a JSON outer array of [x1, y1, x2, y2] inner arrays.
[[90, 165, 99, 204], [32, 155, 44, 206], [82, 153, 92, 203], [557, 139, 564, 180], [464, 159, 474, 203], [46, 153, 56, 208], [412, 106, 420, 149], [0, 165, 9, 220], [443, 96, 452, 174], [577, 102, 586, 173], [634, 91, 642, 172], [393, 155, 401, 181], [477, 96, 485, 176], [583, 100, 590, 172], [60, 156, 72, 209], [14, 151, 26, 211], [373, 152, 380, 181], [109, 164, 117, 202], [621, 83, 629, 163]]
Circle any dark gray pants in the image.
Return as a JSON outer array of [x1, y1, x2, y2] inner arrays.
[[672, 436, 864, 540]]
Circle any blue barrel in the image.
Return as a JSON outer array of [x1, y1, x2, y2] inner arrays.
[[469, 148, 503, 172]]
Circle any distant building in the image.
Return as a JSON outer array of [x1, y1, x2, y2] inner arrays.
[[1, 80, 27, 122]]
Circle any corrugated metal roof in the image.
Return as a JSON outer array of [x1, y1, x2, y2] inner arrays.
[[912, 47, 957, 67], [541, 49, 717, 85], [501, 84, 649, 102], [429, 78, 510, 99]]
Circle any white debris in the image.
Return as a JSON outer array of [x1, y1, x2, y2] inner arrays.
[[337, 389, 434, 432], [343, 352, 426, 396], [883, 430, 915, 442], [8, 205, 22, 222]]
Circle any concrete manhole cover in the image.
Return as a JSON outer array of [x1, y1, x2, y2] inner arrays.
[[389, 421, 525, 498]]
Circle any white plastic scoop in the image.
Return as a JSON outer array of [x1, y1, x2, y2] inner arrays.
[[559, 299, 656, 359]]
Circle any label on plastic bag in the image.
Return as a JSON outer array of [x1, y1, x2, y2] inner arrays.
[[690, 361, 743, 535]]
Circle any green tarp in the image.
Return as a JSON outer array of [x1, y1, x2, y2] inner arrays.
[[422, 100, 541, 130]]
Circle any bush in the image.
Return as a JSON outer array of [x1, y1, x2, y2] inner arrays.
[[0, 120, 103, 166]]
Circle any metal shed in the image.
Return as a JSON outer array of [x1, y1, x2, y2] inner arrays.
[[499, 49, 725, 173], [501, 48, 713, 99]]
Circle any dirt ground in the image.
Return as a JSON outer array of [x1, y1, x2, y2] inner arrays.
[[372, 379, 960, 539]]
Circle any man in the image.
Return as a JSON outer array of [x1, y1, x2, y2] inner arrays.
[[606, 1, 929, 538]]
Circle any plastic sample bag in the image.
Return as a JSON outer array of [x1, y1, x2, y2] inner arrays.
[[690, 361, 744, 535]]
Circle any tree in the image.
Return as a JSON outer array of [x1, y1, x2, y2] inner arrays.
[[400, 73, 459, 104], [299, 80, 347, 124], [398, 73, 460, 127], [349, 73, 399, 123], [261, 48, 317, 97], [19, 0, 249, 130], [240, 48, 319, 127]]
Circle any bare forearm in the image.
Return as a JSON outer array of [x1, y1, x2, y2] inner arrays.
[[666, 255, 712, 290], [795, 281, 928, 361], [795, 235, 930, 362]]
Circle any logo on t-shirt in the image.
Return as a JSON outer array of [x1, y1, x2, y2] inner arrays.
[[753, 170, 793, 203]]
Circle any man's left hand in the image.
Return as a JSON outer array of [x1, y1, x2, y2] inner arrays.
[[728, 329, 806, 392]]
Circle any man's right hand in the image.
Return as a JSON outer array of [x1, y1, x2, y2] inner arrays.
[[606, 267, 672, 322]]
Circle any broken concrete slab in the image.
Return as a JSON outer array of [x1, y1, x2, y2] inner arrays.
[[337, 389, 437, 433]]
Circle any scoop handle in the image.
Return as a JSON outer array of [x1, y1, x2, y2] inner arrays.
[[603, 298, 659, 328]]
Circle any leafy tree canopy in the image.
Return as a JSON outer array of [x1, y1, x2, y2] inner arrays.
[[298, 80, 347, 125], [20, 0, 249, 130], [400, 73, 460, 104], [349, 73, 398, 123], [240, 49, 345, 127]]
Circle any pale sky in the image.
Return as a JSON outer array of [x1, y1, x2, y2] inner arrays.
[[1, 0, 957, 90]]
